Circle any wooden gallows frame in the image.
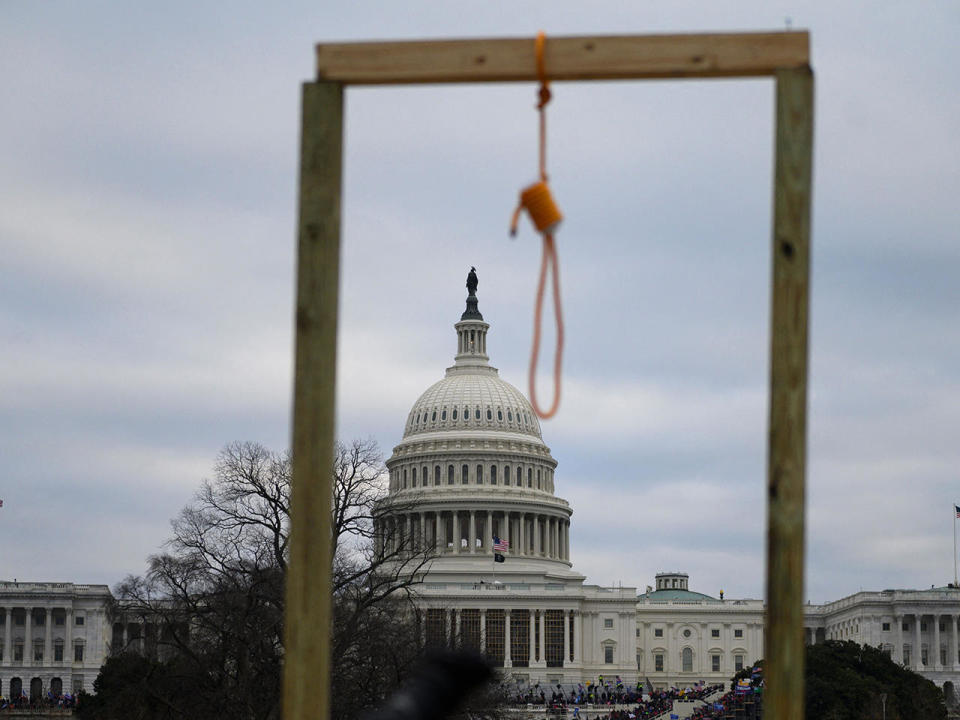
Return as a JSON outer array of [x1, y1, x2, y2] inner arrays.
[[283, 31, 814, 720]]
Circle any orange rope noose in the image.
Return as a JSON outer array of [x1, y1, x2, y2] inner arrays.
[[510, 31, 565, 420]]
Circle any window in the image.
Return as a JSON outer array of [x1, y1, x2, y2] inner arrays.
[[464, 406, 469, 420], [34, 644, 44, 662], [921, 646, 928, 665], [453, 408, 458, 420], [416, 413, 421, 424], [940, 622, 946, 632], [497, 409, 503, 421], [14, 644, 23, 661], [654, 653, 664, 672], [431, 410, 437, 421], [682, 647, 693, 672], [475, 408, 480, 419], [476, 465, 483, 484], [441, 409, 446, 420], [734, 629, 743, 638], [486, 408, 492, 420], [490, 465, 497, 485], [604, 618, 613, 629], [505, 465, 510, 487], [921, 623, 927, 632], [636, 628, 641, 637], [461, 465, 469, 484], [537, 469, 542, 488], [403, 468, 407, 488], [941, 645, 948, 665], [604, 646, 614, 663], [654, 628, 663, 638], [903, 646, 911, 665], [711, 654, 721, 672], [54, 643, 64, 661], [412, 468, 417, 487], [882, 622, 891, 631], [527, 468, 532, 487], [508, 410, 513, 421], [903, 622, 909, 631], [448, 465, 454, 484], [72, 676, 83, 693], [517, 467, 522, 486], [74, 644, 84, 662], [711, 629, 720, 638], [434, 466, 440, 485], [735, 655, 744, 671], [15, 614, 24, 626], [55, 615, 65, 626]]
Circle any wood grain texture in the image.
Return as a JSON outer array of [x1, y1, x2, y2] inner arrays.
[[283, 81, 342, 720], [316, 32, 809, 85], [765, 67, 813, 720]]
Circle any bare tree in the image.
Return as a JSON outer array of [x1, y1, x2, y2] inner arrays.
[[95, 439, 435, 720]]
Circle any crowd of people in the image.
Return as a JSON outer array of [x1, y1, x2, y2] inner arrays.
[[0, 692, 79, 712], [510, 679, 725, 720]]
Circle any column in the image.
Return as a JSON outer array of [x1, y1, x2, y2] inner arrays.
[[504, 610, 512, 667], [419, 511, 426, 551], [3, 605, 11, 660], [485, 511, 493, 553], [529, 612, 536, 665], [552, 517, 559, 558], [896, 613, 904, 664], [952, 614, 959, 670], [455, 610, 461, 648], [518, 513, 525, 556], [437, 512, 446, 552], [65, 608, 73, 664], [563, 610, 570, 666], [534, 515, 541, 555], [24, 607, 32, 667], [44, 607, 52, 666], [539, 610, 546, 664], [565, 521, 570, 560], [469, 511, 476, 554], [452, 513, 460, 554], [933, 614, 941, 669], [480, 610, 486, 655], [502, 511, 509, 549], [915, 613, 923, 670], [573, 611, 580, 663]]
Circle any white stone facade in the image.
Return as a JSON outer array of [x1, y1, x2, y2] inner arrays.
[[0, 581, 112, 698]]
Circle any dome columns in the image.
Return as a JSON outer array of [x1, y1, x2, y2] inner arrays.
[[380, 507, 570, 561]]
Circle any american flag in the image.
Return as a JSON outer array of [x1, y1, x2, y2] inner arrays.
[[955, 504, 960, 519], [493, 535, 509, 552]]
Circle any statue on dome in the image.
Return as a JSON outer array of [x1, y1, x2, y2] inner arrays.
[[466, 266, 478, 297]]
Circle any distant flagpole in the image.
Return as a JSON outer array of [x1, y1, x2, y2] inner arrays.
[[954, 503, 959, 587]]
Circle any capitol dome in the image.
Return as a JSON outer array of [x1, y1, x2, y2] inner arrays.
[[378, 269, 573, 571]]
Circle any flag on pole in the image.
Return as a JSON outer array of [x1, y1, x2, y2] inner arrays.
[[494, 536, 509, 552], [494, 553, 505, 563], [954, 504, 960, 518]]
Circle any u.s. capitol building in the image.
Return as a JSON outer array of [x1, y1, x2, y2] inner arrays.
[[3, 274, 959, 701]]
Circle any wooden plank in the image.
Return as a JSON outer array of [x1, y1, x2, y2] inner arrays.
[[764, 66, 813, 720], [283, 81, 343, 720], [316, 32, 809, 85]]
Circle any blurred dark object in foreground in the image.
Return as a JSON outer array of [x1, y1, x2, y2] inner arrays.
[[362, 650, 494, 720]]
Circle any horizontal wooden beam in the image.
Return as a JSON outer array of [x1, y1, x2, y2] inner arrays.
[[316, 31, 809, 85]]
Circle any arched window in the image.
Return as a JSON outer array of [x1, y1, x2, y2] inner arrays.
[[453, 408, 458, 420], [431, 410, 437, 422], [411, 467, 417, 487], [423, 466, 428, 486], [434, 466, 440, 485], [476, 465, 483, 484], [416, 413, 421, 424], [507, 410, 513, 421], [504, 465, 510, 487], [490, 465, 497, 485], [527, 468, 532, 487], [537, 469, 542, 489], [448, 465, 454, 484], [475, 407, 480, 420], [441, 409, 447, 420], [516, 467, 523, 486], [682, 647, 693, 672], [403, 468, 407, 488], [462, 464, 469, 484], [497, 409, 503, 421], [486, 408, 493, 420]]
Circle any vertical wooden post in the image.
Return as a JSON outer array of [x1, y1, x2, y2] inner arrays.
[[283, 81, 343, 720], [765, 66, 813, 720]]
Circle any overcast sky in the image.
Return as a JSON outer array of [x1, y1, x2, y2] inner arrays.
[[2, 2, 958, 604]]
